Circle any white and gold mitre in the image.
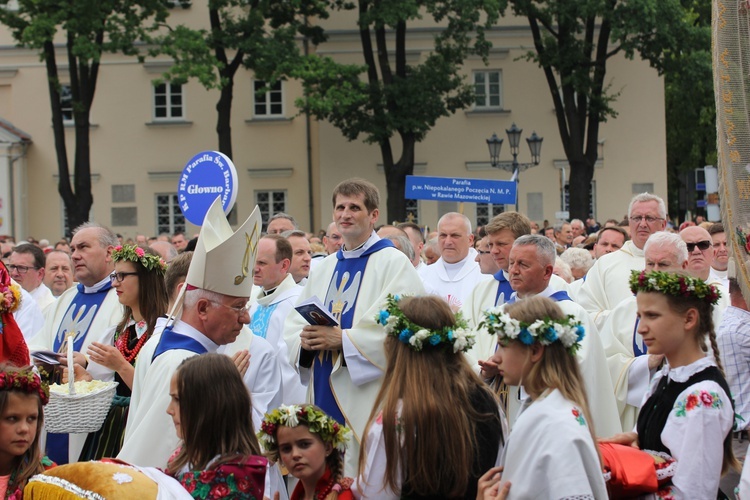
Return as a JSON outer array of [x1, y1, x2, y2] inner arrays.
[[185, 197, 262, 298]]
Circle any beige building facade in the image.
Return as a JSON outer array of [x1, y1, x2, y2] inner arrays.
[[0, 3, 667, 241]]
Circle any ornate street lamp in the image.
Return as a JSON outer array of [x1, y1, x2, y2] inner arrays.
[[486, 123, 543, 211]]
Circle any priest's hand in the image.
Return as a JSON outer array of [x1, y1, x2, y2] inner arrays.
[[477, 466, 510, 500], [88, 342, 129, 373], [301, 325, 343, 351], [231, 350, 251, 377]]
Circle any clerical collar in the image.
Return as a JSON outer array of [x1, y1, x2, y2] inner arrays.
[[341, 231, 379, 259], [262, 285, 279, 296], [83, 274, 112, 294]]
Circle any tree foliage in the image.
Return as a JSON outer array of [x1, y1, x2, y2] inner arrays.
[[288, 0, 499, 222], [0, 0, 168, 235], [503, 0, 706, 220], [153, 0, 330, 159], [663, 0, 713, 219]]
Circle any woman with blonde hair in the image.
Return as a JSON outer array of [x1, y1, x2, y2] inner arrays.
[[358, 294, 505, 499], [478, 295, 605, 499]]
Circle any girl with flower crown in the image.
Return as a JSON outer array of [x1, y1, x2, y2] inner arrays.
[[71, 244, 168, 461], [478, 295, 606, 499], [259, 404, 353, 500], [360, 294, 505, 499], [0, 363, 53, 498], [604, 270, 738, 499]]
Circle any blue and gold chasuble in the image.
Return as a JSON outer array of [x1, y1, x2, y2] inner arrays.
[[311, 239, 394, 425]]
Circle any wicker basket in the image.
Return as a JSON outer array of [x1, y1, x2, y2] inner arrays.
[[45, 382, 118, 434]]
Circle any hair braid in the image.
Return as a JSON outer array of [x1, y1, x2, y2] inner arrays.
[[707, 327, 725, 378]]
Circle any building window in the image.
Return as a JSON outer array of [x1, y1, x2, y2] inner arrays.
[[60, 84, 73, 123], [156, 193, 186, 235], [473, 71, 502, 109], [153, 83, 184, 120], [405, 199, 420, 224], [255, 190, 287, 229], [476, 203, 505, 227], [253, 80, 283, 117]]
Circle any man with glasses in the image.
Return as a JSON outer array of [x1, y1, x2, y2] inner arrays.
[[323, 221, 343, 255], [9, 243, 55, 310], [578, 193, 667, 329], [681, 225, 729, 315], [29, 222, 122, 464], [120, 199, 264, 468]]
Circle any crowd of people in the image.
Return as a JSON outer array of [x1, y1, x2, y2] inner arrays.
[[0, 179, 746, 498]]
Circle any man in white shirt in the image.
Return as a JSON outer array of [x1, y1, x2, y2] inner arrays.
[[9, 244, 55, 310], [283, 178, 423, 476], [577, 193, 667, 329], [249, 234, 305, 403], [600, 231, 688, 431], [397, 222, 427, 271], [484, 235, 621, 437], [43, 250, 74, 299], [419, 212, 488, 311], [323, 222, 343, 255], [120, 199, 263, 467], [31, 223, 122, 464], [284, 230, 312, 285], [709, 223, 730, 289]]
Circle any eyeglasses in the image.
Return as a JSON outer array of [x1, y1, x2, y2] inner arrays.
[[209, 300, 251, 316], [686, 240, 712, 253], [629, 216, 664, 224], [7, 264, 39, 274], [109, 271, 138, 283]]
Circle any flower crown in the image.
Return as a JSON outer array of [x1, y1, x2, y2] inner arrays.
[[0, 369, 49, 405], [258, 404, 351, 453], [112, 245, 167, 274], [629, 270, 721, 305], [375, 294, 475, 353], [479, 308, 585, 355]]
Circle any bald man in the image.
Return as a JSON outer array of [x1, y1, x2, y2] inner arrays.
[[419, 212, 489, 311]]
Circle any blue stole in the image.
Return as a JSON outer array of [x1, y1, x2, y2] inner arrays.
[[52, 282, 113, 352], [506, 289, 572, 305], [493, 271, 514, 306], [312, 239, 394, 425], [632, 318, 647, 357], [152, 325, 209, 361], [250, 303, 279, 340], [47, 281, 113, 465]]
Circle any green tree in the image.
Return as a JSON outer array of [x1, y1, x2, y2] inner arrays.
[[664, 0, 713, 220], [154, 0, 328, 159], [503, 0, 705, 220], [0, 0, 168, 235], [289, 0, 498, 222]]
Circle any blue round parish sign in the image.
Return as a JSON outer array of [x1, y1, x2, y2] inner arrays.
[[177, 151, 239, 226]]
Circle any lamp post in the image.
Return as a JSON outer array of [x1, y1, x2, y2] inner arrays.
[[486, 123, 543, 212]]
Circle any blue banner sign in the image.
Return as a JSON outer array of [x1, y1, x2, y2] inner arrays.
[[177, 151, 239, 226], [405, 175, 516, 205]]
